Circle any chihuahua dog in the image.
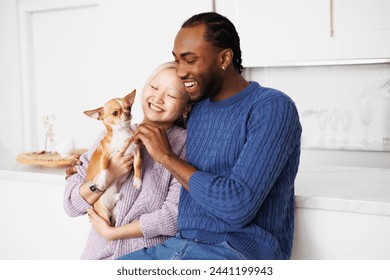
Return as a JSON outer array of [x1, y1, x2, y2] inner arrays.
[[84, 90, 142, 226]]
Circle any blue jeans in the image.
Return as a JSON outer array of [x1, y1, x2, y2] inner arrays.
[[116, 234, 247, 260]]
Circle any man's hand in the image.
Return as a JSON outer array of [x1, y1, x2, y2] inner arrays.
[[133, 123, 174, 164], [65, 154, 82, 180], [134, 123, 196, 191]]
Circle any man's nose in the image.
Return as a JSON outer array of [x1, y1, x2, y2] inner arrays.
[[176, 63, 188, 79]]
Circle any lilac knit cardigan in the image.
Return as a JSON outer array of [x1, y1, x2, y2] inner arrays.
[[63, 125, 186, 259]]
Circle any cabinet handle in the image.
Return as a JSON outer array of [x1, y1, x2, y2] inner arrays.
[[330, 0, 334, 37]]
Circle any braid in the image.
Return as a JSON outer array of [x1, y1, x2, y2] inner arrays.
[[182, 12, 243, 74]]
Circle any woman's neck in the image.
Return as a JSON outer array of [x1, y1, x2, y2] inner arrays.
[[141, 118, 173, 130]]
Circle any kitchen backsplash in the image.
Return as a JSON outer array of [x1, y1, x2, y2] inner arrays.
[[246, 63, 390, 152]]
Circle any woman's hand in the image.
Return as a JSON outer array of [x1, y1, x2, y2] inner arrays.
[[87, 208, 115, 240], [106, 138, 134, 185]]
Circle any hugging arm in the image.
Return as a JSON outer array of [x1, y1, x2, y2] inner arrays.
[[138, 141, 185, 238], [135, 98, 301, 226], [134, 125, 195, 190], [87, 208, 143, 241], [88, 176, 181, 241], [88, 140, 185, 240], [187, 99, 302, 226], [63, 150, 92, 217], [63, 135, 134, 216]]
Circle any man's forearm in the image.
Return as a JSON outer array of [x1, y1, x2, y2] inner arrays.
[[133, 123, 196, 190], [161, 154, 197, 191]]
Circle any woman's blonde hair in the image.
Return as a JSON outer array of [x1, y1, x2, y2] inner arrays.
[[142, 61, 189, 128], [142, 61, 179, 95]]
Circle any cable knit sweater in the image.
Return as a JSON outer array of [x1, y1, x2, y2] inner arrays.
[[179, 81, 302, 260], [64, 125, 186, 260]]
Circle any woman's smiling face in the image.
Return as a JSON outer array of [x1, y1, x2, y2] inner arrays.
[[142, 68, 188, 128]]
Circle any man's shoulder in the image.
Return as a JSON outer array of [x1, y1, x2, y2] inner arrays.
[[251, 82, 290, 101], [250, 82, 296, 109]]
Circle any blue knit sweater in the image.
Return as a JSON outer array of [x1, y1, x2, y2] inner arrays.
[[178, 81, 302, 259]]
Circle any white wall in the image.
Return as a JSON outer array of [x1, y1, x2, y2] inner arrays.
[[0, 0, 24, 156], [0, 0, 389, 168], [0, 178, 90, 259], [292, 207, 390, 260], [249, 64, 390, 146], [247, 64, 390, 168], [0, 0, 213, 158]]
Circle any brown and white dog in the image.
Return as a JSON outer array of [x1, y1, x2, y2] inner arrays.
[[84, 90, 142, 226]]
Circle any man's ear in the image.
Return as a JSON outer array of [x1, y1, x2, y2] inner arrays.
[[84, 107, 103, 120], [219, 48, 233, 69]]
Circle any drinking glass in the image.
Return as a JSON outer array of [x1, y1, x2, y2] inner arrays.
[[360, 100, 372, 144], [341, 109, 352, 147], [329, 109, 340, 145], [318, 110, 328, 145]]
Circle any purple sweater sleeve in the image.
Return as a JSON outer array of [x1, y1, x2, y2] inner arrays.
[[139, 144, 185, 238], [138, 175, 181, 238], [63, 134, 102, 217]]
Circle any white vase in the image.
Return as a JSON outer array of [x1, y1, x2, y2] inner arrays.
[[56, 138, 75, 157]]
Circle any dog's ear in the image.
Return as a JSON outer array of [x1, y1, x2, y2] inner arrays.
[[84, 107, 103, 120], [124, 89, 136, 105]]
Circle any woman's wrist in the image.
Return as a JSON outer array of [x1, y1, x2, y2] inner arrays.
[[104, 226, 117, 241]]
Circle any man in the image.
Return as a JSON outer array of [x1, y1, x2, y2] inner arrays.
[[119, 12, 302, 260]]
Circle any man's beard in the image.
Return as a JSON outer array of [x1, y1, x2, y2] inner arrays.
[[201, 73, 223, 100]]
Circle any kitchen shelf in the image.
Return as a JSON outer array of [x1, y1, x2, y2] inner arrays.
[[243, 58, 390, 68], [302, 141, 390, 152]]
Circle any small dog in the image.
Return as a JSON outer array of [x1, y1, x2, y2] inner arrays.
[[84, 90, 142, 226]]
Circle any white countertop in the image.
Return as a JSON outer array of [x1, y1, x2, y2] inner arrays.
[[1, 162, 390, 216], [0, 162, 66, 185], [295, 165, 390, 216]]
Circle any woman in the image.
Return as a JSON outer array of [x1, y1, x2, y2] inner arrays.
[[63, 62, 189, 259]]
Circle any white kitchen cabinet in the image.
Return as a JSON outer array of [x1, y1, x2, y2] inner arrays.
[[292, 166, 390, 259], [341, 0, 390, 60], [216, 0, 390, 66], [229, 0, 342, 65], [0, 177, 90, 260], [291, 208, 390, 260], [2, 164, 390, 260], [292, 207, 390, 259]]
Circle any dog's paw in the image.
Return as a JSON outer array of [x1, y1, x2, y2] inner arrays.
[[96, 170, 108, 190], [133, 178, 142, 190]]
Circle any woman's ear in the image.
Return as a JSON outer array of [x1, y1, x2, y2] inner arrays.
[[174, 103, 193, 129], [183, 103, 192, 121]]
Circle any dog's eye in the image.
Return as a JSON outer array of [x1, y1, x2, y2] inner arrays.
[[112, 111, 118, 116]]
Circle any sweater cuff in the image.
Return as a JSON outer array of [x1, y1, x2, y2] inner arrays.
[[139, 214, 158, 238], [72, 183, 91, 212], [189, 171, 215, 201], [139, 211, 177, 239]]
